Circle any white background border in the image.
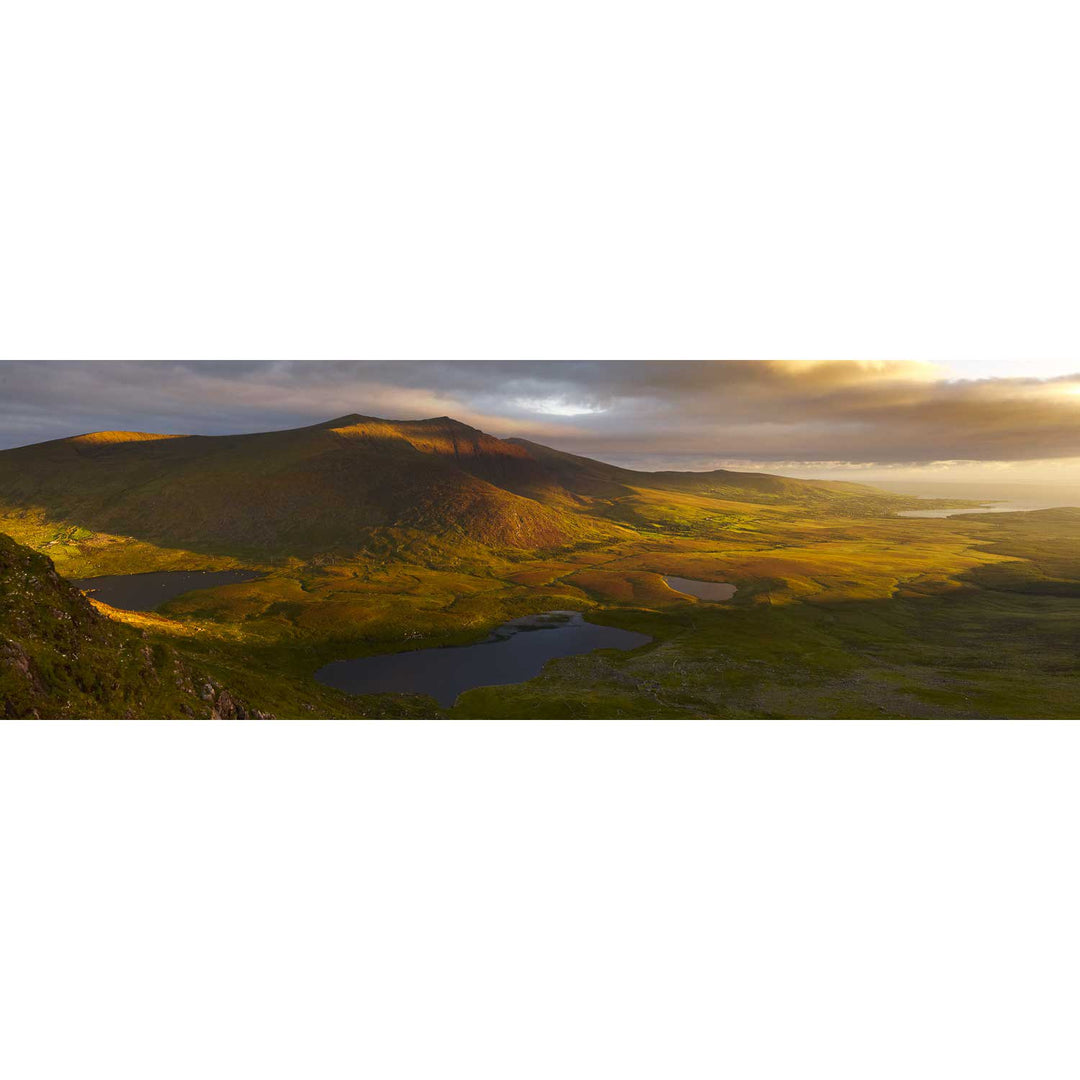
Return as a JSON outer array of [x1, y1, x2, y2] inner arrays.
[[4, 721, 1080, 1080], [1, 1, 1076, 365]]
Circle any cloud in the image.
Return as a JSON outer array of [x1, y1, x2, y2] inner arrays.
[[1, 360, 1079, 469]]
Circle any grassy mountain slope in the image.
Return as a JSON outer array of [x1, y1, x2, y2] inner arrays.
[[0, 414, 952, 575], [0, 532, 266, 718], [0, 416, 611, 564]]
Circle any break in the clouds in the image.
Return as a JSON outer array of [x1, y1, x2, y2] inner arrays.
[[2, 361, 1080, 477]]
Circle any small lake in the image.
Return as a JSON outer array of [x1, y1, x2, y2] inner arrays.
[[663, 575, 737, 601], [72, 570, 262, 611], [314, 610, 653, 707]]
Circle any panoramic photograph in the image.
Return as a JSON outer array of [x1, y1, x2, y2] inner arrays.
[[2, 359, 1079, 719]]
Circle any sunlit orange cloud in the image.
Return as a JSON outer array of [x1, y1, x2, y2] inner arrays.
[[765, 360, 945, 383]]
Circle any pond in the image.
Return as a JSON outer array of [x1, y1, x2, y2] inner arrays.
[[314, 610, 653, 707], [71, 569, 262, 611], [663, 575, 737, 601]]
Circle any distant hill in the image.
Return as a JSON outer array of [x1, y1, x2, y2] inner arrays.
[[505, 437, 890, 503], [0, 414, 925, 565], [0, 533, 266, 718]]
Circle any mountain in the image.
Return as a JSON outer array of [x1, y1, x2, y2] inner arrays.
[[0, 413, 924, 565], [0, 532, 266, 718], [0, 415, 591, 558]]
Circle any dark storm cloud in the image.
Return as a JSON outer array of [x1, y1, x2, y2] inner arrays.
[[1, 360, 1078, 466]]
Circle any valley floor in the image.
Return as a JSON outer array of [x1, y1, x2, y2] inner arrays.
[[5, 498, 1078, 718]]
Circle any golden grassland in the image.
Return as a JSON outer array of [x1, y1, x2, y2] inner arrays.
[[3, 490, 1077, 718]]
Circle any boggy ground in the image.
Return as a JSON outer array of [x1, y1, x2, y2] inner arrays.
[[4, 496, 1077, 718]]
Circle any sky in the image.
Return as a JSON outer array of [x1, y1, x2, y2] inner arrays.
[[2, 359, 1080, 486]]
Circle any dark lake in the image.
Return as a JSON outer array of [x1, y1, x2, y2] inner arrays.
[[72, 570, 262, 611], [314, 610, 653, 707], [663, 575, 737, 601]]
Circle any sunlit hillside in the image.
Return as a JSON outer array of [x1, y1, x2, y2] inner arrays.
[[0, 414, 970, 574]]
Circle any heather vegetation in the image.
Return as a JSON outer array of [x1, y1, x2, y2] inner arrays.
[[1, 415, 1076, 718]]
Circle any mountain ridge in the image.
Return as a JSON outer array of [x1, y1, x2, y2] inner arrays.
[[0, 413, 939, 568]]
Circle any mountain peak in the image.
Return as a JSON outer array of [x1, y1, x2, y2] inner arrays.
[[416, 415, 482, 431], [318, 413, 478, 433], [317, 413, 368, 428]]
